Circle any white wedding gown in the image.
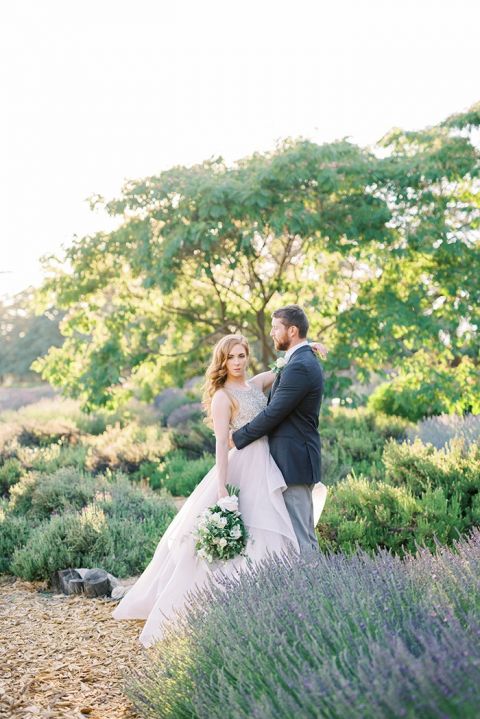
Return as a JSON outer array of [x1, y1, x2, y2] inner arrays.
[[112, 382, 327, 647]]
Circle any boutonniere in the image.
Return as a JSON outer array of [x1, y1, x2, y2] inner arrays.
[[269, 357, 287, 374]]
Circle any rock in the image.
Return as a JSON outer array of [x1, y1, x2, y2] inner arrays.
[[111, 585, 130, 600], [107, 572, 119, 588], [83, 568, 111, 598], [76, 568, 118, 587], [50, 568, 82, 594], [51, 567, 121, 597]]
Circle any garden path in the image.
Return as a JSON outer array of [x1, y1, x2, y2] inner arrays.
[[0, 576, 147, 719]]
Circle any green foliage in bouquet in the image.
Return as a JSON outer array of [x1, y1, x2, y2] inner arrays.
[[194, 485, 248, 563]]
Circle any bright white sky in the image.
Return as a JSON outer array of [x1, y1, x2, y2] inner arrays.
[[1, 0, 479, 298]]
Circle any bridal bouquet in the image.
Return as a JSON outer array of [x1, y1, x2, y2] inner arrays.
[[194, 485, 249, 563]]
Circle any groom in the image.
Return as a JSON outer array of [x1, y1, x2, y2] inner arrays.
[[232, 305, 323, 554]]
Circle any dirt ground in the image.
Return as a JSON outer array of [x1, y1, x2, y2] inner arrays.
[[0, 576, 149, 719]]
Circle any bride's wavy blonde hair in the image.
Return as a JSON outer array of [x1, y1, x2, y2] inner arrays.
[[202, 334, 250, 427]]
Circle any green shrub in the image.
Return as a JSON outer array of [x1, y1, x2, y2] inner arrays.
[[372, 411, 413, 440], [8, 467, 98, 521], [316, 474, 465, 557], [98, 483, 177, 576], [11, 482, 177, 580], [367, 355, 480, 421], [0, 397, 125, 436], [0, 423, 21, 462], [0, 397, 83, 425], [17, 419, 81, 447], [85, 422, 171, 474], [0, 507, 31, 573], [16, 443, 88, 474], [11, 505, 112, 581], [368, 381, 445, 421], [319, 407, 412, 485], [131, 460, 164, 490], [159, 451, 214, 496], [170, 420, 216, 459], [383, 438, 480, 521], [0, 458, 23, 495]]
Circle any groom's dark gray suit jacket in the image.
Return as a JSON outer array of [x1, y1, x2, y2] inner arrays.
[[232, 345, 323, 485]]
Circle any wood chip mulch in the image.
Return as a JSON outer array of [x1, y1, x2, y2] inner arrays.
[[0, 576, 149, 719]]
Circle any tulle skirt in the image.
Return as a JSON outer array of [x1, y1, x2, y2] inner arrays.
[[112, 436, 327, 647]]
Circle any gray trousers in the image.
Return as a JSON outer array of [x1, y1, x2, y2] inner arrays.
[[283, 483, 319, 555]]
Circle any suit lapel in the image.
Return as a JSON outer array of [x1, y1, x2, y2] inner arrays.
[[268, 371, 282, 404], [268, 346, 312, 403]]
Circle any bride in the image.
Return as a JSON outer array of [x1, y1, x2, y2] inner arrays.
[[112, 334, 327, 647]]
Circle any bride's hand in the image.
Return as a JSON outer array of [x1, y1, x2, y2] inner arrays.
[[310, 341, 328, 359], [217, 485, 229, 501]]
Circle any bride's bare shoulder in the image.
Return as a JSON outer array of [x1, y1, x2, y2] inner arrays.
[[211, 388, 230, 407]]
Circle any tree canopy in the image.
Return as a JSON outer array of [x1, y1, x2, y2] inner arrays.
[[0, 289, 63, 384], [33, 102, 480, 410]]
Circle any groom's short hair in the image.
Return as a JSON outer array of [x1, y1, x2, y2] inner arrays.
[[272, 305, 309, 338]]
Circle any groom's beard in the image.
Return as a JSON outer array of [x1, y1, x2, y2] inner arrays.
[[274, 338, 290, 352]]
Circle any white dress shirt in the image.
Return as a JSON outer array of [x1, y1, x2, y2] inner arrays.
[[284, 340, 309, 364]]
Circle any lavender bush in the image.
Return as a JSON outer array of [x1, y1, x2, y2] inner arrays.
[[128, 528, 480, 719], [408, 413, 480, 449]]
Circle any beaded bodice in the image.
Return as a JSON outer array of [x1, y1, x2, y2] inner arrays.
[[227, 382, 267, 430]]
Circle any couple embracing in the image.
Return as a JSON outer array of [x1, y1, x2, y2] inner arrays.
[[113, 305, 328, 647]]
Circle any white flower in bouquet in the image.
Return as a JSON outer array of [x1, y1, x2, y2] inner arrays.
[[217, 494, 239, 512], [193, 485, 248, 563]]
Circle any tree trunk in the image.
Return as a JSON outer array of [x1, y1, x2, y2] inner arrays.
[[69, 578, 85, 594], [83, 568, 111, 597]]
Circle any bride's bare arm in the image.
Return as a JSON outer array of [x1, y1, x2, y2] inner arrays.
[[211, 390, 231, 500], [249, 370, 276, 392]]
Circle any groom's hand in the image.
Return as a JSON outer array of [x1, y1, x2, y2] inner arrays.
[[228, 431, 235, 449]]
